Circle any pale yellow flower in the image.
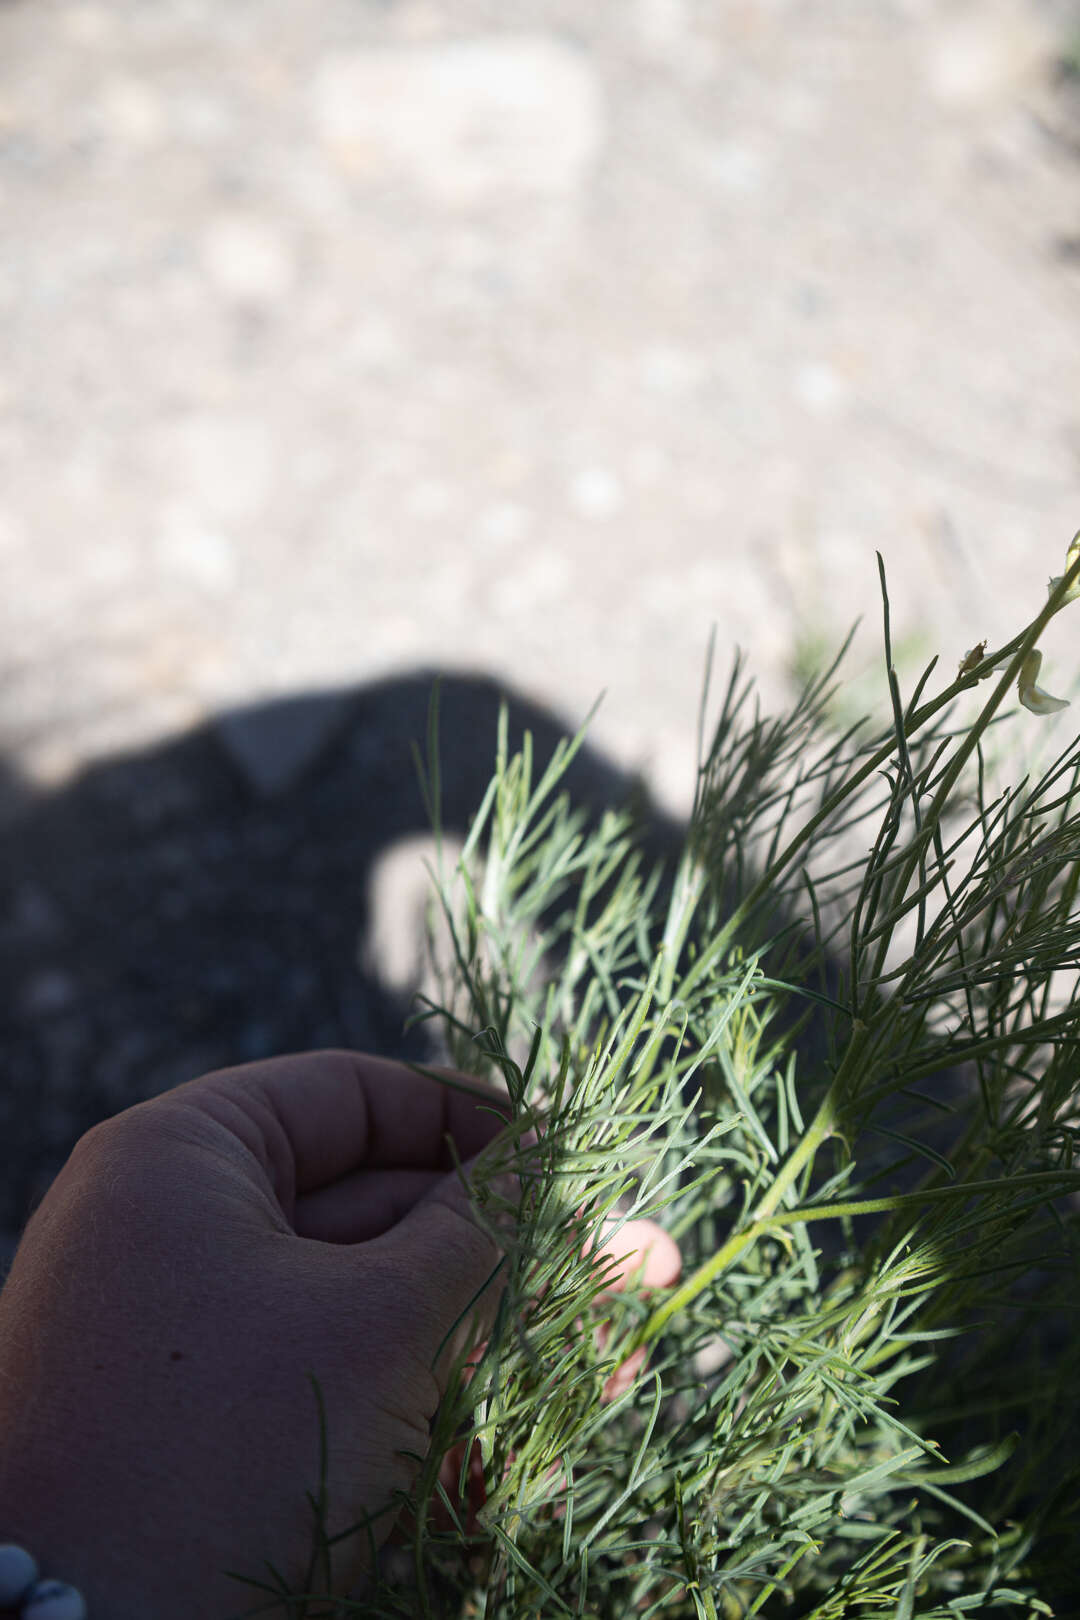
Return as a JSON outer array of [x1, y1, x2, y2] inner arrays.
[[964, 533, 1078, 715], [1047, 529, 1080, 610], [1017, 649, 1069, 716]]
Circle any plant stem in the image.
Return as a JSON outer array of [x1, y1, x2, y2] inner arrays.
[[631, 563, 1080, 1353], [626, 1071, 842, 1351], [722, 562, 1080, 953]]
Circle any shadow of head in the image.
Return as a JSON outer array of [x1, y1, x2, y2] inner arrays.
[[1, 663, 970, 1290], [0, 668, 682, 1238]]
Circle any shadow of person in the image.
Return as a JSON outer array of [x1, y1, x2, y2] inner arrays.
[[3, 668, 1070, 1597], [0, 669, 684, 1253]]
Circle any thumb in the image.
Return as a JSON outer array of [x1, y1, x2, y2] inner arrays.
[[370, 1153, 513, 1392]]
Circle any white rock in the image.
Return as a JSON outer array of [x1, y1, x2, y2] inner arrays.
[[161, 414, 274, 521], [405, 479, 455, 520], [477, 500, 531, 548], [155, 512, 238, 594], [700, 139, 767, 194], [60, 4, 115, 46], [925, 9, 1052, 109], [487, 548, 572, 615], [99, 77, 165, 146], [628, 443, 669, 487], [569, 466, 625, 520], [201, 214, 295, 305], [175, 91, 233, 146], [312, 36, 604, 205], [82, 539, 138, 587], [635, 0, 691, 51], [345, 315, 405, 374], [639, 345, 704, 396], [793, 362, 847, 415]]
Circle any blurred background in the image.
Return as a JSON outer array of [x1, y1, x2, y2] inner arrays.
[[3, 0, 1080, 1263]]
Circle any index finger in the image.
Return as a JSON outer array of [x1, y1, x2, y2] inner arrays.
[[164, 1049, 510, 1195]]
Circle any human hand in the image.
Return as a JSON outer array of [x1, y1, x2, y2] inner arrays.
[[0, 1052, 514, 1618]]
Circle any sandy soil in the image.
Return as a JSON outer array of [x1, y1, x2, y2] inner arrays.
[[3, 0, 1080, 1262]]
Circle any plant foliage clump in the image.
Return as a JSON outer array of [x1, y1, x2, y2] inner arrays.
[[288, 541, 1080, 1618]]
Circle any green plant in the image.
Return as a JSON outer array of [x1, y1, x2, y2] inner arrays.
[[237, 537, 1080, 1617]]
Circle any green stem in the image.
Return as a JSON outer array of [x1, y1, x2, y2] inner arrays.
[[633, 555, 1080, 1354], [881, 563, 1080, 1002], [719, 563, 1080, 959], [629, 1157, 1080, 1353], [629, 1000, 883, 1352], [627, 1072, 842, 1352]]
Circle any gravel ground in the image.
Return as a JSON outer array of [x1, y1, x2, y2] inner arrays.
[[4, 0, 1080, 1263]]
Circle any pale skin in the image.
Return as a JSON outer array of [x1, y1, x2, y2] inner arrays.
[[0, 1051, 680, 1618]]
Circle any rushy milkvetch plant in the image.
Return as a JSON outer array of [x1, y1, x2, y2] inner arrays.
[[235, 536, 1080, 1618]]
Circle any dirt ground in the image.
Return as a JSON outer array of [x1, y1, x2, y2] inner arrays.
[[3, 0, 1080, 1266]]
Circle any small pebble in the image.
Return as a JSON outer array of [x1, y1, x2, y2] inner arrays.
[[21, 1579, 88, 1620], [0, 1543, 38, 1604]]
